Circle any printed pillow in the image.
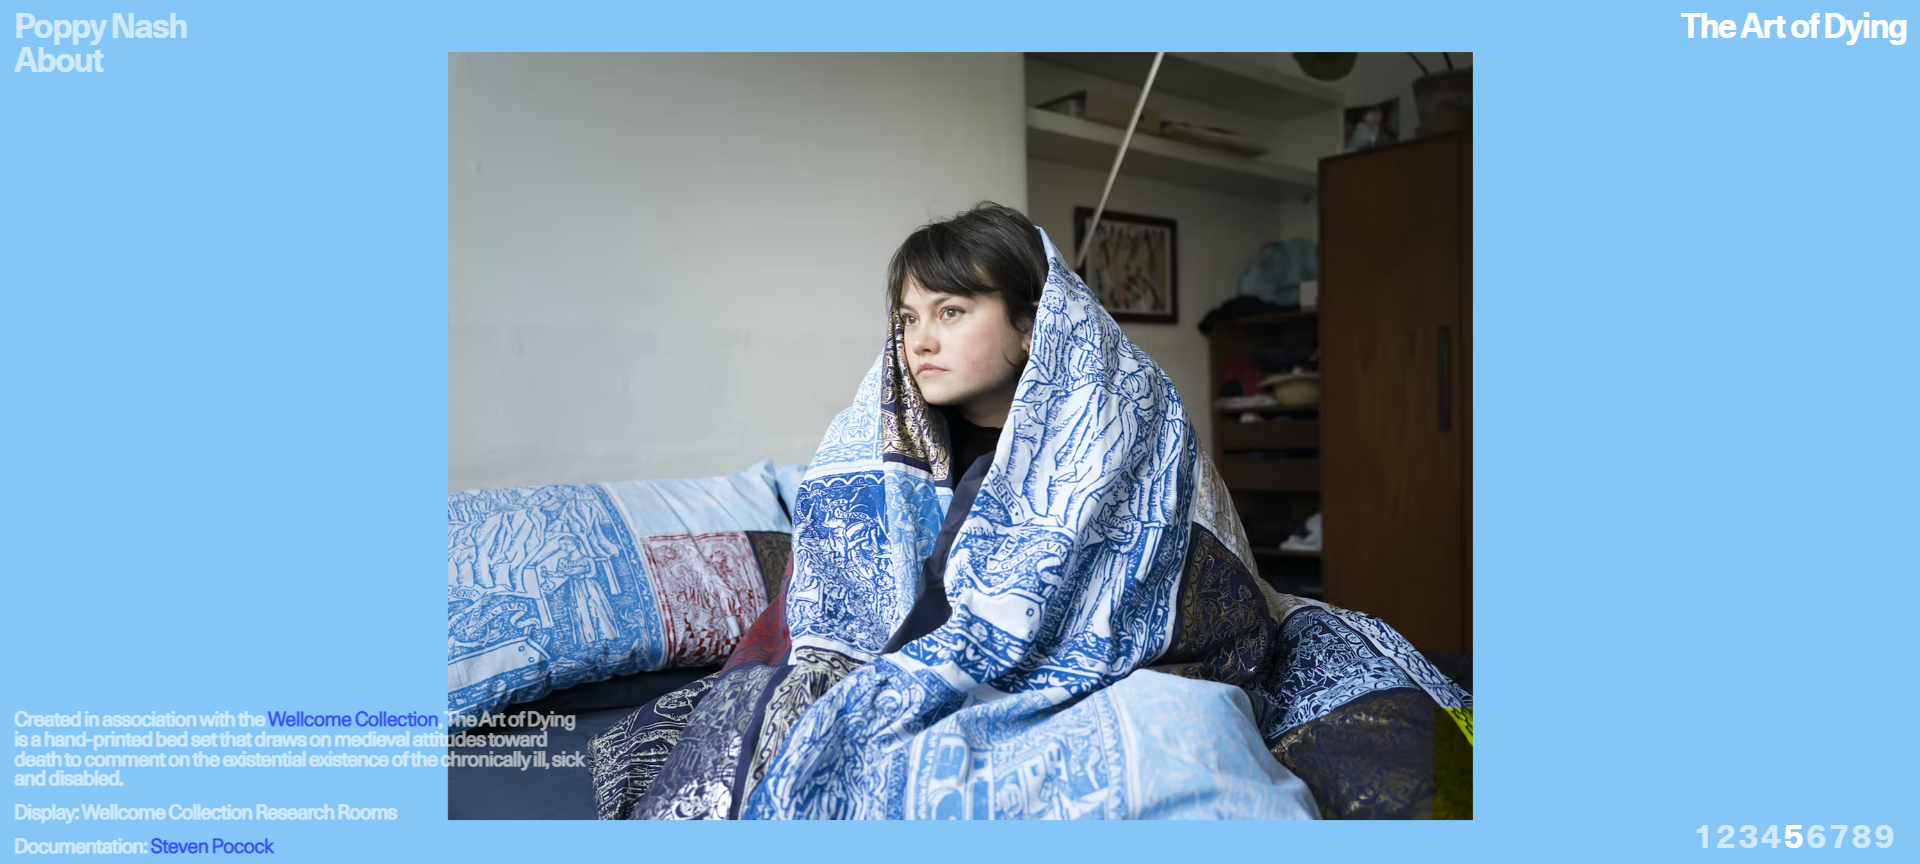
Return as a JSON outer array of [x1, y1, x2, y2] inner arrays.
[[447, 460, 792, 721]]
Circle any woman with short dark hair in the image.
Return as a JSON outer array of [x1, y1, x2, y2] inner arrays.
[[590, 202, 1469, 821]]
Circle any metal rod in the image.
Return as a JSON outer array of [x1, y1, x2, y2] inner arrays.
[[1076, 51, 1165, 272]]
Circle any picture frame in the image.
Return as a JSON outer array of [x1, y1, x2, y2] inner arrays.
[[1343, 97, 1401, 153], [1072, 207, 1179, 324]]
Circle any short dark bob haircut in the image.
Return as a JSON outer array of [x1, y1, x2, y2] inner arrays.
[[886, 201, 1048, 333]]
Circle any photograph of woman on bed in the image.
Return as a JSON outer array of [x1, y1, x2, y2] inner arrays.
[[583, 202, 1473, 820]]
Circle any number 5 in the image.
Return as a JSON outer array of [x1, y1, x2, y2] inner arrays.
[[1787, 826, 1804, 849]]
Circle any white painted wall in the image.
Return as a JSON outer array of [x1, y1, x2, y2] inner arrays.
[[449, 53, 1026, 492]]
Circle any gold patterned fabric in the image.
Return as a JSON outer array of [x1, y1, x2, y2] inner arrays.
[[1267, 688, 1438, 819], [585, 675, 718, 820], [1147, 524, 1274, 693], [1148, 510, 1469, 819], [877, 320, 951, 483], [743, 531, 791, 601]]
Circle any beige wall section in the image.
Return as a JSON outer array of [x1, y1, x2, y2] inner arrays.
[[449, 53, 1027, 492]]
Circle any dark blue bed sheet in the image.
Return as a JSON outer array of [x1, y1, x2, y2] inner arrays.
[[447, 666, 719, 820]]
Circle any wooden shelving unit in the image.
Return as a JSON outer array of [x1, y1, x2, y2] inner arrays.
[[1208, 311, 1323, 597], [1250, 546, 1321, 559], [1215, 308, 1319, 328]]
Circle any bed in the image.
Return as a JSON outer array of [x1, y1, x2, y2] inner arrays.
[[446, 458, 1473, 819]]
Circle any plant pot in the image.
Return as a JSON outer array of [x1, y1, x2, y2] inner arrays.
[[1294, 52, 1357, 82], [1413, 68, 1472, 137]]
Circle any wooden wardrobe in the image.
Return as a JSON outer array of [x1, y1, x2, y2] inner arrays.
[[1319, 131, 1472, 654]]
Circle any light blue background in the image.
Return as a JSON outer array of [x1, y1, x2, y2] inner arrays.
[[3, 0, 1914, 859]]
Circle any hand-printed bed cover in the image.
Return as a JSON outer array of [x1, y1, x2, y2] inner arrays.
[[588, 229, 1471, 820], [447, 463, 791, 721]]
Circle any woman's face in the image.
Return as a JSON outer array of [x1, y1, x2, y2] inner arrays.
[[899, 277, 1031, 427]]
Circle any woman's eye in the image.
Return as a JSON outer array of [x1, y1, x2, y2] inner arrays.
[[942, 307, 961, 320]]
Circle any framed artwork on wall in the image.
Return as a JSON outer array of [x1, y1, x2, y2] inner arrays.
[[1343, 97, 1401, 152], [1073, 207, 1178, 324]]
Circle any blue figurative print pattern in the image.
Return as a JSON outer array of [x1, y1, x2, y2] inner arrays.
[[448, 484, 666, 719], [1263, 607, 1421, 736], [899, 669, 1317, 820], [1111, 671, 1319, 819], [739, 227, 1317, 819], [1308, 601, 1473, 711], [783, 471, 946, 657], [906, 684, 1129, 820], [743, 658, 968, 819]]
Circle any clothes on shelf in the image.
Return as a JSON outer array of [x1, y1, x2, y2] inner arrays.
[[1281, 512, 1323, 552]]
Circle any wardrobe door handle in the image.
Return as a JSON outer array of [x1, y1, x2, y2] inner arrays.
[[1438, 326, 1453, 432]]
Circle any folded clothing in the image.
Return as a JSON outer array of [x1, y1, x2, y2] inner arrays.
[[1280, 512, 1322, 551]]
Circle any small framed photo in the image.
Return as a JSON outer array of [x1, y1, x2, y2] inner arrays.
[[1343, 97, 1400, 153], [1073, 207, 1178, 324]]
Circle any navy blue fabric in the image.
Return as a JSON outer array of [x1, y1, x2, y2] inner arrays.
[[447, 666, 716, 820], [879, 449, 994, 655]]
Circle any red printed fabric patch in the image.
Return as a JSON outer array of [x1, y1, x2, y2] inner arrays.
[[724, 554, 793, 671], [640, 532, 770, 667]]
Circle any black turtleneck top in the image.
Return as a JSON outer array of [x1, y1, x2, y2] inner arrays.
[[945, 409, 1003, 478]]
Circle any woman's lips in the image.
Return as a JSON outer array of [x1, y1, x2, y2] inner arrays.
[[917, 365, 948, 376]]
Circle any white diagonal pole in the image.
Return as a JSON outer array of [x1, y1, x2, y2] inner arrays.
[[1077, 51, 1166, 271]]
